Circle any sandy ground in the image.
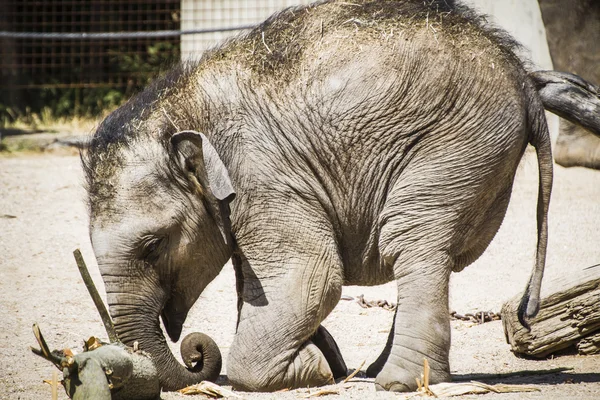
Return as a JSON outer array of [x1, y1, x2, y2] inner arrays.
[[1, 150, 599, 399]]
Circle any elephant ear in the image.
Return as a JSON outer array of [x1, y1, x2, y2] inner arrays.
[[171, 130, 235, 201], [171, 130, 235, 241]]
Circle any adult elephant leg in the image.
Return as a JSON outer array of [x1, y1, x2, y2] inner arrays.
[[228, 212, 344, 392], [554, 122, 600, 169], [311, 325, 348, 379], [539, 0, 600, 169]]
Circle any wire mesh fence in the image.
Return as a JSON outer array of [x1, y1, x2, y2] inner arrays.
[[180, 0, 307, 61], [0, 0, 310, 119]]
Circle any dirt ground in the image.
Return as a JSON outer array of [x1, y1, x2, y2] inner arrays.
[[1, 149, 599, 399]]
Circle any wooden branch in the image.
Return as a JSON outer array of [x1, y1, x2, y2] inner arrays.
[[73, 249, 119, 343], [531, 70, 600, 137], [342, 360, 365, 383], [502, 264, 600, 357], [30, 323, 68, 368]]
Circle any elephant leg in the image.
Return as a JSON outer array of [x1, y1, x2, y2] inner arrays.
[[227, 216, 344, 392], [369, 167, 477, 391], [374, 251, 452, 392], [311, 325, 348, 379], [369, 182, 513, 390], [554, 122, 600, 169]]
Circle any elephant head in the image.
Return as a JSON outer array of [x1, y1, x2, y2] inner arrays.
[[84, 127, 235, 391]]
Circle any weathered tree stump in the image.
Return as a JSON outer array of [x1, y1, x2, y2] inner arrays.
[[502, 264, 600, 357]]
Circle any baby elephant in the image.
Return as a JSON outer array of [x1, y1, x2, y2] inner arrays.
[[84, 0, 554, 393]]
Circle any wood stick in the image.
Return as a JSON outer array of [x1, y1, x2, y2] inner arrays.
[[51, 370, 58, 400], [73, 249, 118, 342], [342, 360, 365, 383], [31, 323, 66, 367]]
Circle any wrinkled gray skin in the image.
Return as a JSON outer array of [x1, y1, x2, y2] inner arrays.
[[84, 0, 553, 393], [539, 0, 600, 168]]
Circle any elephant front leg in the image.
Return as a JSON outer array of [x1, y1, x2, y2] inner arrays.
[[373, 252, 452, 392], [227, 241, 344, 391]]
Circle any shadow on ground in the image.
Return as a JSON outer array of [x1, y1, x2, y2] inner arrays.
[[453, 371, 600, 385], [0, 128, 46, 136]]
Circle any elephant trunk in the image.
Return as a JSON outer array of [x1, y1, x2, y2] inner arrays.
[[104, 276, 222, 391]]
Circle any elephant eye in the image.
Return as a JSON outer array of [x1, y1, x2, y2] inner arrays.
[[138, 236, 166, 264]]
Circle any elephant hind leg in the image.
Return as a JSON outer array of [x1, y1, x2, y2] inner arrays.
[[451, 182, 513, 272], [370, 162, 515, 391], [373, 251, 453, 392]]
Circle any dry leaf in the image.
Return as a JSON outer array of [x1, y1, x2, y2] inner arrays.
[[415, 359, 437, 397], [85, 336, 103, 351], [403, 359, 540, 398], [179, 381, 242, 398], [421, 359, 436, 397]]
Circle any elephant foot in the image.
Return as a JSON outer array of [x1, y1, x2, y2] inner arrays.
[[554, 128, 600, 169], [285, 341, 335, 388], [311, 325, 348, 379], [374, 360, 451, 392]]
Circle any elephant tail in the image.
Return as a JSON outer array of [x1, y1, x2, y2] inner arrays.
[[517, 82, 554, 329]]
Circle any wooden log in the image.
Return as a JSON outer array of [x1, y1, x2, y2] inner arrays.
[[577, 331, 600, 355], [502, 264, 600, 357], [68, 344, 159, 400]]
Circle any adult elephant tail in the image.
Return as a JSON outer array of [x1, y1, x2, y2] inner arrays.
[[518, 78, 554, 329]]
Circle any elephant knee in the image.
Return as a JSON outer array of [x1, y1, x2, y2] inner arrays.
[[227, 358, 265, 392], [227, 340, 280, 391], [227, 341, 333, 392]]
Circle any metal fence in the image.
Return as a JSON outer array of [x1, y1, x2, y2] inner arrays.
[[0, 0, 310, 116], [180, 0, 308, 61], [1, 0, 181, 90]]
